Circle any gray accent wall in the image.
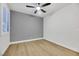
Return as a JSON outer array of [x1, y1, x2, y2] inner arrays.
[[10, 11, 43, 42]]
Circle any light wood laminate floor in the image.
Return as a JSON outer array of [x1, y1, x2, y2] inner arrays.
[[3, 39, 79, 56]]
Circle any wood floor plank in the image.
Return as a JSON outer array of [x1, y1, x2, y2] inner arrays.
[[4, 44, 17, 56], [36, 40, 79, 56], [3, 39, 79, 56]]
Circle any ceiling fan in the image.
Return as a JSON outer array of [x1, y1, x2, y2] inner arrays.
[[26, 3, 51, 14]]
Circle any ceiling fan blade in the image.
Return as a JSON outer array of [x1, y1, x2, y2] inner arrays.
[[38, 3, 40, 5], [34, 10, 37, 14], [41, 3, 51, 7], [41, 9, 46, 13], [26, 5, 35, 8]]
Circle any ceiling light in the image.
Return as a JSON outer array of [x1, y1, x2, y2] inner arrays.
[[36, 7, 40, 11]]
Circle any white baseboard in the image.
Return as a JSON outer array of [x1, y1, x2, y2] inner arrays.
[[45, 39, 79, 53], [2, 38, 79, 55], [10, 38, 43, 44], [2, 44, 10, 56]]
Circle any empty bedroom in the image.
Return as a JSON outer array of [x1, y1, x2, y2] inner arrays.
[[0, 3, 79, 56]]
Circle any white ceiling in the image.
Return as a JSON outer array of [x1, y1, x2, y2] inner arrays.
[[8, 3, 71, 17]]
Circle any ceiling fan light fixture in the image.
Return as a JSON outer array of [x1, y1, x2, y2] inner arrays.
[[36, 7, 40, 11], [26, 3, 51, 14]]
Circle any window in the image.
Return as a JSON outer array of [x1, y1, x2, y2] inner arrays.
[[3, 6, 9, 32]]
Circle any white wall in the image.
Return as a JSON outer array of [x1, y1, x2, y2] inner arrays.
[[0, 4, 1, 36], [0, 4, 10, 55], [44, 4, 79, 52]]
